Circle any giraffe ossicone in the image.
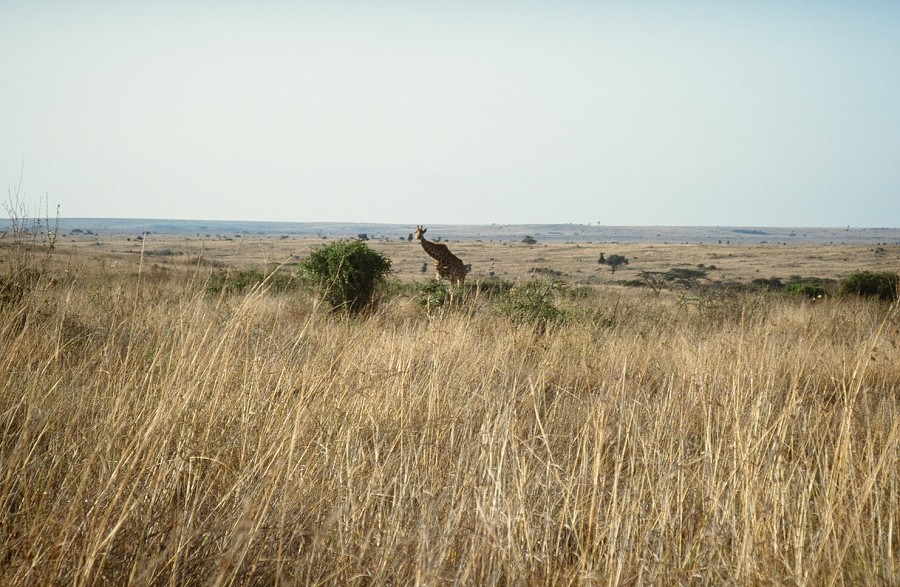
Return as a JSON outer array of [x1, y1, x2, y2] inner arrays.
[[414, 225, 469, 285]]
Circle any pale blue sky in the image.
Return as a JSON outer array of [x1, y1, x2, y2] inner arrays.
[[2, 1, 899, 226]]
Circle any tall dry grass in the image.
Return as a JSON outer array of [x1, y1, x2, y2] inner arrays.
[[1, 263, 898, 585]]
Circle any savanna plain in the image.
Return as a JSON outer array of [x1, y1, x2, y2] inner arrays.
[[2, 227, 899, 585]]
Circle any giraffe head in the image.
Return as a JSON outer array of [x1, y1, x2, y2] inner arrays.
[[414, 225, 427, 241]]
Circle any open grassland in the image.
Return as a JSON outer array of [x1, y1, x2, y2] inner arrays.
[[54, 232, 900, 285], [1, 239, 899, 585]]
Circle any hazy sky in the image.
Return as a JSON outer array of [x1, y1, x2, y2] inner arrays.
[[3, 1, 899, 226]]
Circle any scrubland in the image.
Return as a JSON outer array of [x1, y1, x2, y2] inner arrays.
[[1, 241, 899, 586]]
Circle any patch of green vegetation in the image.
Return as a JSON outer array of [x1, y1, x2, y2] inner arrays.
[[299, 240, 392, 314], [664, 267, 708, 283], [530, 267, 563, 278], [598, 253, 629, 273], [414, 279, 453, 311], [783, 276, 835, 299], [205, 268, 299, 296], [410, 277, 515, 312], [623, 267, 709, 292], [750, 277, 785, 291], [498, 279, 567, 331], [471, 277, 514, 299], [620, 279, 646, 288], [839, 271, 899, 301], [565, 285, 593, 300]]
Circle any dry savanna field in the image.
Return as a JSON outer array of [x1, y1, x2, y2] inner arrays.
[[2, 228, 900, 585], [47, 229, 900, 285]]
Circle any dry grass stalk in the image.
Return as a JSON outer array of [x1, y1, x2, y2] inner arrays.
[[0, 255, 898, 585]]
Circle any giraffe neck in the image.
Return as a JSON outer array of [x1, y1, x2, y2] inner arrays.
[[419, 238, 444, 261]]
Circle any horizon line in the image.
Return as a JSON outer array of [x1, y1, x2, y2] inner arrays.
[[30, 217, 900, 230]]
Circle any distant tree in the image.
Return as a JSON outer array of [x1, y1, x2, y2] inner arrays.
[[664, 267, 708, 289], [665, 267, 707, 281], [357, 233, 369, 241], [522, 235, 537, 245], [597, 253, 605, 265], [640, 271, 667, 296], [407, 233, 414, 242], [602, 254, 629, 274]]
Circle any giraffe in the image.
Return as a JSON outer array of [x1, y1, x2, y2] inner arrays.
[[414, 225, 469, 285]]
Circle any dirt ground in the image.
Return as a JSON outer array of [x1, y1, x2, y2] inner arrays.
[[47, 232, 900, 287]]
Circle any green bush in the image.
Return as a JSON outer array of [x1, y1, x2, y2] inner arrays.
[[839, 271, 899, 301], [785, 282, 827, 299], [781, 276, 834, 299], [750, 277, 785, 291], [410, 277, 515, 313], [471, 277, 514, 299], [415, 279, 452, 310], [499, 279, 566, 330], [299, 240, 391, 313]]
